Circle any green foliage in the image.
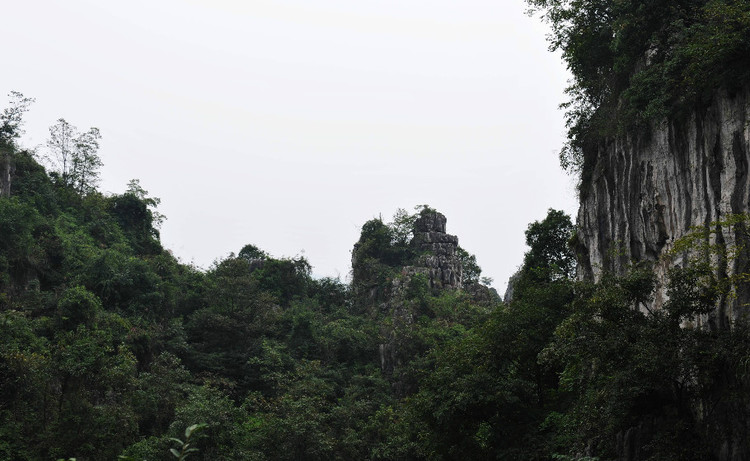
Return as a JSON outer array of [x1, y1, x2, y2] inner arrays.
[[543, 256, 750, 459], [669, 213, 750, 322], [241, 360, 340, 460], [351, 206, 486, 310], [82, 248, 162, 315], [352, 206, 438, 279], [109, 192, 162, 255], [119, 423, 207, 461], [57, 286, 102, 329], [238, 243, 267, 261], [132, 352, 192, 436], [527, 0, 750, 178], [522, 209, 576, 284], [168, 387, 245, 460], [456, 246, 482, 285], [6, 148, 58, 214], [389, 207, 418, 247], [126, 179, 165, 229], [0, 197, 43, 294], [6, 93, 750, 461], [47, 118, 103, 194], [319, 315, 376, 364], [376, 208, 577, 460], [0, 91, 34, 147], [252, 256, 311, 307], [399, 280, 573, 459], [352, 218, 406, 272], [169, 423, 207, 460]]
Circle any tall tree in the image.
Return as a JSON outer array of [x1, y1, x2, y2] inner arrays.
[[47, 118, 76, 184], [0, 92, 35, 197], [47, 118, 102, 193], [0, 91, 34, 147], [71, 127, 102, 194], [522, 208, 576, 283]]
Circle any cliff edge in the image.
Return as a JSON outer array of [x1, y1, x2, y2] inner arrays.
[[577, 87, 750, 326]]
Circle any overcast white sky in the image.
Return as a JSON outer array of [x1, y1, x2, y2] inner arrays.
[[3, 0, 578, 291]]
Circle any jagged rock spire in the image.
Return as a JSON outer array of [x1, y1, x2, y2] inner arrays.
[[408, 210, 462, 289]]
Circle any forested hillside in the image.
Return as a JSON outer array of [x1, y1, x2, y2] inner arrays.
[[2, 0, 750, 458], [2, 94, 749, 461]]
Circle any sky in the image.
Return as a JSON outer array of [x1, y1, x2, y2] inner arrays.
[[3, 0, 578, 292]]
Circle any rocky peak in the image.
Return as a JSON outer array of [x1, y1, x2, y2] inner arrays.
[[414, 211, 446, 233], [407, 210, 462, 289], [350, 208, 466, 395], [350, 209, 463, 309]]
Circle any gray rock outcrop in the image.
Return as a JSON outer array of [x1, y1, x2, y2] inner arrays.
[[503, 270, 521, 304], [354, 209, 464, 395], [405, 210, 462, 290], [576, 87, 750, 461], [0, 152, 12, 197], [576, 87, 750, 326]]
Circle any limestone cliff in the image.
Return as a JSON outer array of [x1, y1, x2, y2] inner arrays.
[[576, 87, 750, 326], [0, 151, 12, 197], [351, 209, 465, 395], [402, 211, 462, 290]]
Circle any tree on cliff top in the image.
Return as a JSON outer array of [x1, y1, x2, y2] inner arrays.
[[47, 118, 103, 194], [0, 91, 34, 148], [527, 0, 750, 176]]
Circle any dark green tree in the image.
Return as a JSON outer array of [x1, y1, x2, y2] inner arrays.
[[389, 211, 576, 460], [521, 208, 576, 284]]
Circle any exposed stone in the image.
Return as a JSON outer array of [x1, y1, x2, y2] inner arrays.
[[359, 209, 465, 396], [413, 211, 447, 233], [577, 87, 750, 326], [503, 270, 521, 304], [464, 282, 500, 306], [405, 210, 463, 290], [577, 87, 750, 461], [0, 152, 12, 197]]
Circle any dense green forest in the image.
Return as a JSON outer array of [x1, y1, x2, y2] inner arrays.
[[1, 92, 750, 460], [2, 0, 750, 458]]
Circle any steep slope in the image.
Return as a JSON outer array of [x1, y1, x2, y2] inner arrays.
[[576, 87, 750, 326]]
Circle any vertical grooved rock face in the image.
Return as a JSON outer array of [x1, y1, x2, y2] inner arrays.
[[0, 153, 12, 197], [408, 211, 462, 290], [577, 87, 750, 323]]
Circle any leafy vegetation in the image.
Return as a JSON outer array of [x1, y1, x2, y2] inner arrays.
[[3, 77, 750, 461], [526, 0, 750, 179]]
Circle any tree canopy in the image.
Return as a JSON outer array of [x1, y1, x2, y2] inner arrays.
[[526, 0, 750, 177], [3, 72, 750, 459]]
